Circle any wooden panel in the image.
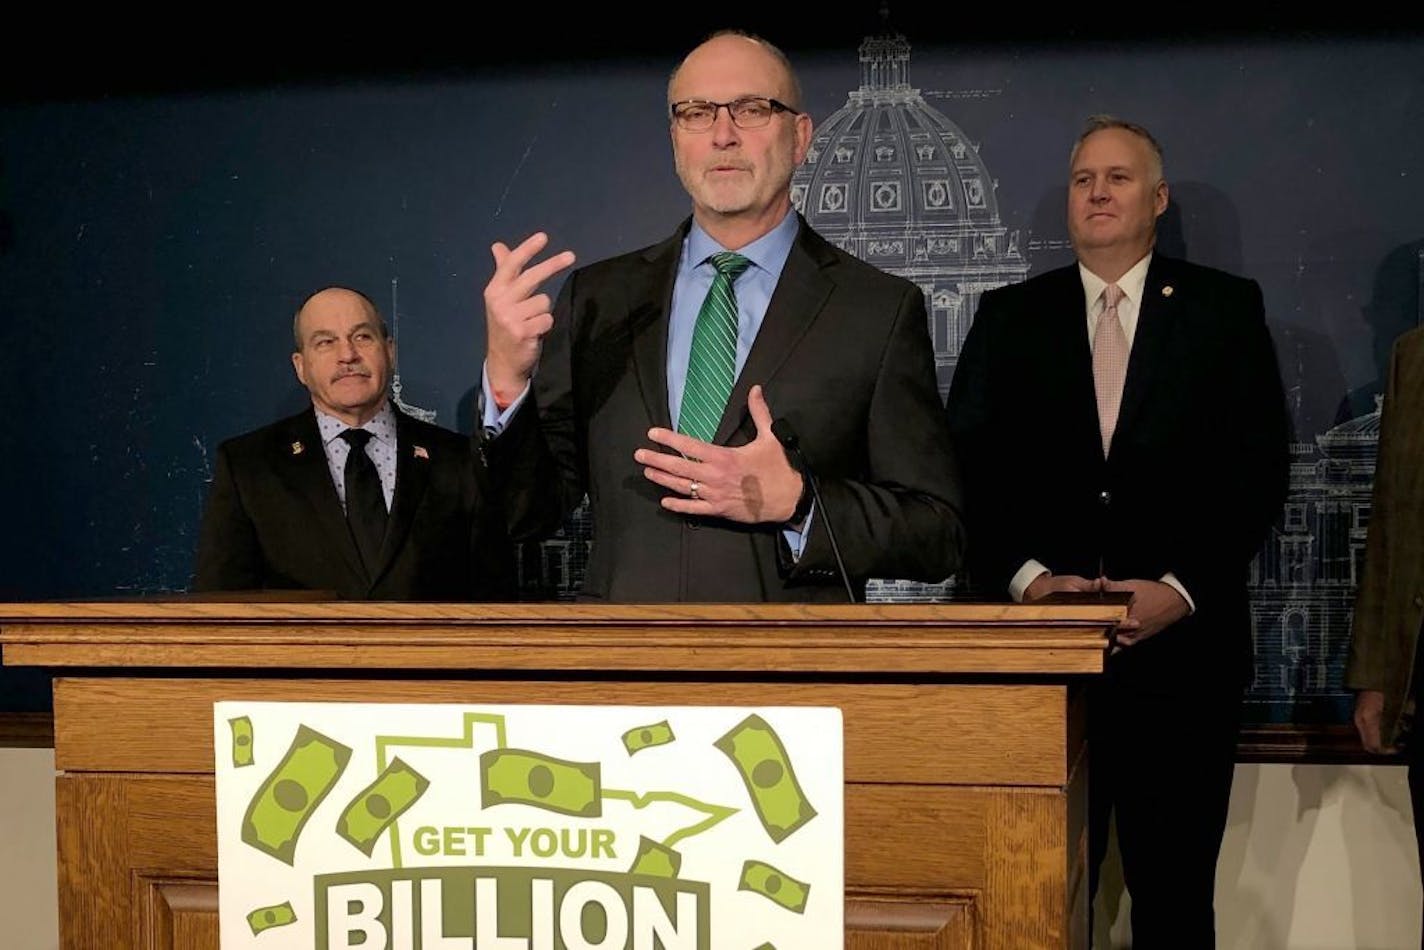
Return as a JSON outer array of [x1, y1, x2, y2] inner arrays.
[[55, 677, 1073, 787], [847, 786, 988, 887], [981, 789, 1070, 950], [847, 894, 978, 949], [136, 878, 218, 950], [57, 777, 130, 950], [66, 775, 999, 891]]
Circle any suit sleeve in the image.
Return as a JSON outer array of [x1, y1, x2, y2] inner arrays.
[[467, 436, 517, 601], [191, 442, 264, 591], [944, 287, 1024, 598], [483, 269, 589, 542], [1168, 279, 1290, 601], [791, 281, 967, 585], [1345, 338, 1405, 692]]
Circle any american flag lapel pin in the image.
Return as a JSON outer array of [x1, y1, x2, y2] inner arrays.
[[413, 445, 429, 460]]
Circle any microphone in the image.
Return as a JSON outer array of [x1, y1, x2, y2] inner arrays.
[[772, 418, 857, 603]]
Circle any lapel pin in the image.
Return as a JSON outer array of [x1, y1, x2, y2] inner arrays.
[[1161, 285, 1174, 297], [413, 445, 429, 460], [290, 441, 304, 455]]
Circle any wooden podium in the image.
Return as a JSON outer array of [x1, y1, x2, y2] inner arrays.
[[0, 600, 1120, 949]]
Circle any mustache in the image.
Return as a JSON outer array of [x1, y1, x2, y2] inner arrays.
[[331, 367, 373, 381]]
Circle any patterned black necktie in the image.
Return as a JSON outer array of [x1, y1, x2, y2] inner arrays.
[[339, 428, 387, 575]]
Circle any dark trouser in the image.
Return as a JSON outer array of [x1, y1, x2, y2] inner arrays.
[[1087, 674, 1243, 949]]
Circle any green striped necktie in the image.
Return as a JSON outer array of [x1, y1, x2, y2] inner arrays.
[[678, 251, 752, 442]]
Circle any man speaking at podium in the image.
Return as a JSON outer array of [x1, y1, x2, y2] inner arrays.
[[193, 287, 510, 601], [477, 31, 965, 602]]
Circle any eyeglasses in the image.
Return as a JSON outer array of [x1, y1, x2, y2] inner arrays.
[[669, 96, 801, 132]]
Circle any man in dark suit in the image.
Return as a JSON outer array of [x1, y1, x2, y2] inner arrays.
[[193, 286, 509, 600], [476, 30, 964, 602], [945, 116, 1290, 946], [1346, 324, 1424, 942]]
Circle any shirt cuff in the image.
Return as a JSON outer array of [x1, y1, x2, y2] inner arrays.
[[1009, 560, 1050, 603], [481, 363, 531, 436], [781, 502, 816, 561], [1160, 572, 1196, 614]]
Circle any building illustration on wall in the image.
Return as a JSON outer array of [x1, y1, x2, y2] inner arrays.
[[1246, 401, 1382, 723]]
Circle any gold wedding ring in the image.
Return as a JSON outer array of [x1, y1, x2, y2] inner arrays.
[[689, 480, 701, 500]]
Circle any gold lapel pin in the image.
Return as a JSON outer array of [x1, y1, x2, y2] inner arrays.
[[413, 445, 429, 460], [290, 441, 304, 455], [1161, 285, 1174, 297]]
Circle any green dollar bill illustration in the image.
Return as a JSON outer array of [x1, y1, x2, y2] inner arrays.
[[336, 756, 430, 856], [622, 720, 676, 755], [715, 714, 817, 843], [230, 716, 255, 768], [480, 748, 601, 818], [247, 900, 297, 935], [241, 724, 352, 865], [627, 835, 682, 878], [738, 859, 810, 914]]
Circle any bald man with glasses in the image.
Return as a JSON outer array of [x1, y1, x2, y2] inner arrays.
[[475, 30, 965, 602]]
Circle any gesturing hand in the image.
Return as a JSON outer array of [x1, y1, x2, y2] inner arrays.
[[483, 231, 576, 404], [633, 385, 804, 524]]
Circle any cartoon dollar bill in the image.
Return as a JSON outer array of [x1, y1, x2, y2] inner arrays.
[[480, 748, 601, 817], [627, 836, 682, 878], [230, 716, 255, 768], [246, 900, 297, 935], [336, 757, 430, 856], [622, 720, 676, 755], [739, 859, 810, 914], [715, 714, 816, 843], [241, 724, 351, 864]]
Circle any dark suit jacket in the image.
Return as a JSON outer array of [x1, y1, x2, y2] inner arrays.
[[1346, 326, 1424, 745], [193, 407, 511, 600], [946, 254, 1290, 692], [487, 215, 965, 602]]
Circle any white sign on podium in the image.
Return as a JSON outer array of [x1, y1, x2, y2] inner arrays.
[[214, 701, 843, 949]]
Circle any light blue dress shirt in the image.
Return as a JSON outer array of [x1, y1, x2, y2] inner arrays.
[[482, 209, 810, 553]]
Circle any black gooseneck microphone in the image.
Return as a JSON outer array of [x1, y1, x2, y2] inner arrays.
[[771, 418, 857, 603]]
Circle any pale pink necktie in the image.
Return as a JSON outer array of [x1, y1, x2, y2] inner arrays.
[[1092, 283, 1129, 456]]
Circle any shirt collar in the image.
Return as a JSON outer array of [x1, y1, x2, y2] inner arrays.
[[1079, 251, 1153, 311], [686, 207, 799, 277], [315, 401, 397, 447]]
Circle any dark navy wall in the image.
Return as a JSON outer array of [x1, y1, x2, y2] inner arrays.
[[2, 25, 1420, 716]]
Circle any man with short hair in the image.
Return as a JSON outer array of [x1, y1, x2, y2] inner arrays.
[[193, 286, 510, 600], [478, 30, 965, 601], [946, 116, 1290, 945]]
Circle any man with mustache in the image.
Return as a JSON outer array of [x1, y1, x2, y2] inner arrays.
[[193, 286, 510, 600], [478, 31, 964, 601]]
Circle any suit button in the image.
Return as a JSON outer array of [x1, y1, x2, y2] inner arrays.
[[685, 518, 699, 531], [1098, 490, 1112, 506], [1415, 594, 1423, 608]]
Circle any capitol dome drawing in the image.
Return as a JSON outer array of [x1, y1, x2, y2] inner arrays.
[[792, 31, 1028, 397]]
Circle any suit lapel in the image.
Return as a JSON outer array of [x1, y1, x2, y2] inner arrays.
[[1039, 267, 1104, 458], [277, 410, 368, 583], [369, 410, 431, 588], [714, 219, 833, 445], [1114, 255, 1175, 448], [629, 226, 688, 433]]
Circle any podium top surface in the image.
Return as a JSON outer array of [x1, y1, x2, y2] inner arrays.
[[0, 599, 1124, 676]]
